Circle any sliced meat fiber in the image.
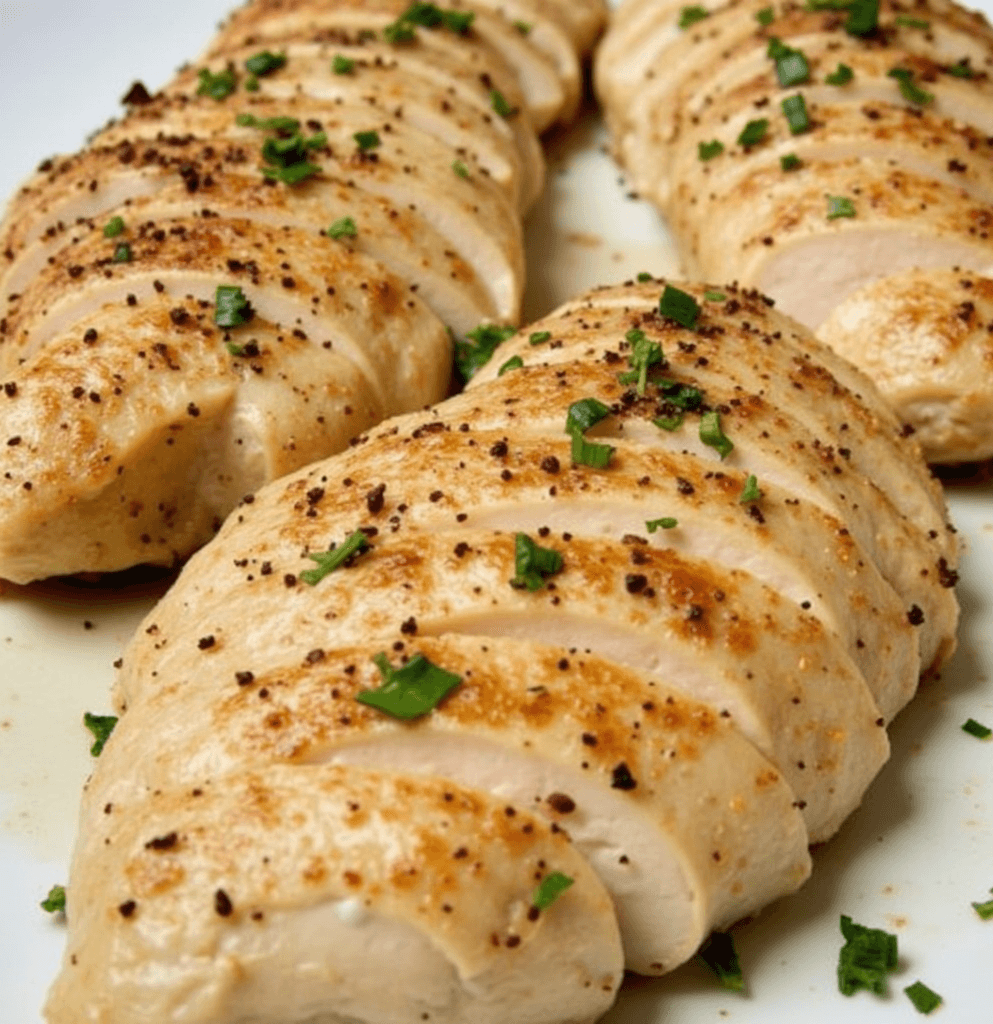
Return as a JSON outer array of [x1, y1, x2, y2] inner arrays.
[[819, 268, 993, 463], [89, 636, 811, 977], [46, 764, 623, 1024]]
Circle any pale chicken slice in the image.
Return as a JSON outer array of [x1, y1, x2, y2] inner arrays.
[[46, 764, 624, 1024], [819, 268, 993, 462], [90, 635, 812, 976]]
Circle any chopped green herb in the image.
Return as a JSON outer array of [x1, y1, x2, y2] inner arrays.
[[83, 712, 118, 756], [646, 517, 679, 531], [490, 88, 513, 117], [245, 51, 286, 77], [452, 159, 470, 178], [766, 36, 792, 59], [255, 125, 325, 185], [660, 380, 704, 410], [618, 329, 664, 395], [888, 67, 934, 105], [700, 411, 734, 459], [40, 885, 66, 914], [103, 216, 125, 238], [698, 139, 725, 161], [904, 981, 942, 1014], [511, 533, 564, 591], [740, 474, 762, 502], [773, 45, 810, 87], [781, 153, 803, 171], [529, 330, 551, 345], [837, 915, 898, 996], [805, 0, 852, 8], [782, 93, 810, 134], [679, 5, 710, 28], [637, 271, 654, 282], [357, 652, 462, 720], [825, 62, 854, 85], [237, 113, 301, 132], [533, 872, 574, 910], [263, 161, 321, 185], [332, 53, 356, 74], [827, 195, 856, 219], [440, 9, 475, 33], [354, 129, 381, 151], [398, 2, 446, 26], [963, 718, 992, 738], [703, 289, 726, 301], [698, 932, 744, 992], [245, 75, 260, 92], [455, 323, 517, 381], [215, 285, 254, 328], [383, 20, 417, 44], [513, 19, 532, 34], [845, 0, 879, 36], [326, 216, 358, 240], [654, 412, 685, 431], [947, 59, 975, 79], [895, 15, 929, 29], [225, 340, 259, 357], [197, 66, 237, 101], [972, 889, 993, 919], [737, 118, 769, 148], [659, 284, 701, 329], [566, 397, 611, 435], [498, 355, 524, 376], [756, 6, 775, 25], [112, 242, 132, 263], [300, 530, 371, 585], [571, 432, 615, 469]]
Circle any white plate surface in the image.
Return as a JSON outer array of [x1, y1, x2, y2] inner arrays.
[[1, 2, 992, 1022]]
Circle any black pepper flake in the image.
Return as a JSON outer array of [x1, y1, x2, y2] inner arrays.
[[83, 328, 98, 344], [540, 455, 560, 474], [235, 671, 255, 686], [366, 483, 386, 514], [3, 383, 16, 397], [122, 81, 153, 105], [169, 307, 190, 326], [937, 558, 959, 588], [144, 832, 178, 851], [506, 935, 521, 948], [489, 440, 508, 458], [611, 762, 637, 790], [118, 900, 137, 918], [454, 542, 470, 558], [198, 635, 216, 650], [581, 732, 598, 747], [676, 477, 695, 495], [214, 889, 233, 917], [907, 605, 925, 626], [6, 436, 20, 446], [625, 574, 648, 594], [546, 792, 576, 814], [306, 487, 325, 506], [305, 648, 325, 664], [429, 490, 444, 502], [400, 616, 418, 635]]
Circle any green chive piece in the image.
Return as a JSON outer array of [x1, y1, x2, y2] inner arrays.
[[112, 242, 132, 263], [215, 285, 254, 327], [756, 6, 775, 25], [660, 380, 704, 410], [566, 397, 612, 435], [383, 21, 417, 44], [332, 54, 356, 74], [441, 9, 475, 33], [237, 113, 301, 132], [357, 652, 462, 720], [654, 412, 685, 431], [40, 885, 66, 914], [737, 118, 769, 148], [326, 216, 358, 240], [262, 162, 321, 185], [698, 932, 744, 992], [354, 129, 381, 151], [498, 355, 524, 376], [637, 271, 654, 282], [698, 139, 725, 161], [895, 15, 930, 29], [740, 474, 762, 502], [827, 195, 856, 220], [570, 432, 615, 469], [845, 0, 879, 36], [947, 60, 975, 78], [196, 66, 237, 101], [805, 0, 852, 8], [659, 284, 701, 329], [529, 330, 551, 345], [963, 718, 992, 738], [825, 62, 854, 85], [646, 517, 679, 532], [781, 153, 803, 171], [490, 88, 513, 117], [904, 981, 942, 1014], [225, 340, 259, 357], [245, 51, 286, 77], [103, 216, 125, 238], [679, 5, 710, 29], [837, 915, 898, 996], [618, 330, 664, 395], [972, 890, 993, 919], [300, 530, 371, 585], [513, 19, 532, 34], [776, 49, 810, 87], [704, 289, 726, 301], [452, 159, 470, 179], [83, 713, 118, 757], [782, 93, 810, 134], [455, 323, 517, 381], [533, 872, 574, 910], [399, 3, 445, 27], [700, 411, 734, 459], [511, 533, 565, 591], [888, 67, 934, 105], [244, 75, 260, 92]]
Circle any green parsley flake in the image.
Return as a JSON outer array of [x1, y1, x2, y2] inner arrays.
[[962, 718, 992, 738], [255, 126, 325, 185], [659, 284, 701, 329], [972, 889, 993, 919], [895, 15, 930, 29], [440, 9, 474, 33], [354, 129, 381, 151], [513, 19, 532, 34], [103, 216, 125, 238], [782, 93, 810, 134], [332, 54, 356, 74], [647, 517, 679, 532], [904, 981, 942, 1014], [698, 139, 725, 161], [383, 20, 417, 44], [700, 411, 734, 459], [827, 195, 856, 220], [490, 88, 513, 117], [264, 161, 321, 185], [637, 271, 654, 282], [112, 242, 132, 263], [826, 62, 854, 85], [698, 932, 744, 992], [947, 60, 975, 78], [837, 915, 898, 996], [756, 6, 775, 25], [570, 432, 615, 469], [301, 530, 371, 585], [888, 67, 934, 105], [738, 118, 769, 148], [618, 329, 664, 395], [40, 885, 66, 914], [529, 330, 551, 345], [326, 216, 358, 240], [511, 533, 564, 591], [215, 285, 254, 328], [660, 380, 704, 410], [845, 0, 879, 36], [197, 66, 237, 100], [237, 113, 301, 132], [805, 0, 852, 8], [781, 153, 803, 171], [245, 51, 286, 77], [533, 872, 574, 910], [679, 5, 710, 29], [774, 45, 810, 87], [704, 289, 726, 301], [245, 76, 260, 92], [566, 397, 611, 435], [455, 323, 516, 381], [452, 159, 470, 178], [654, 412, 685, 431], [498, 355, 524, 376], [83, 712, 118, 757], [357, 652, 462, 720], [740, 474, 762, 502]]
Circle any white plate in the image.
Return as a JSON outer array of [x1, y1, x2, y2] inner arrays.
[[1, 2, 991, 1022]]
